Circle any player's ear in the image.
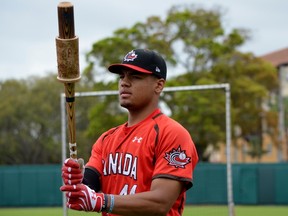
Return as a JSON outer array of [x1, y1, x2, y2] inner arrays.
[[154, 78, 165, 94]]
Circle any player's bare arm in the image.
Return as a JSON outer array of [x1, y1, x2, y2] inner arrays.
[[110, 178, 183, 216]]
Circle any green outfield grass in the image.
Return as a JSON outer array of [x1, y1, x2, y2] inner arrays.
[[0, 205, 288, 216]]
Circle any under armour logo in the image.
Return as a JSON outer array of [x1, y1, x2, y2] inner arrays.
[[132, 136, 143, 143]]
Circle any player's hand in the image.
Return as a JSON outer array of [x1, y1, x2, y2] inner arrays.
[[60, 184, 105, 212], [61, 158, 84, 185]]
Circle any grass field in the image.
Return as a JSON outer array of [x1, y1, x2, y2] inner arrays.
[[0, 205, 288, 216]]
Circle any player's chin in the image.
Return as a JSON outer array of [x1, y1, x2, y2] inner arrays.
[[120, 100, 132, 109]]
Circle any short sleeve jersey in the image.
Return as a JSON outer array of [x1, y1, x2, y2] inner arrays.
[[86, 108, 198, 216]]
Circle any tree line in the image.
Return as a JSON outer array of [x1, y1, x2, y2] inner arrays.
[[0, 4, 278, 164]]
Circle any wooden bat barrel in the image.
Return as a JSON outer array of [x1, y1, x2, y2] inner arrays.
[[56, 2, 80, 83]]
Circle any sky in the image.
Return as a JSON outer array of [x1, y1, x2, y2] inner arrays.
[[1, 0, 288, 81]]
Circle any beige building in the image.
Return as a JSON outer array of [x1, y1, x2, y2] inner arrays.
[[261, 47, 288, 162]]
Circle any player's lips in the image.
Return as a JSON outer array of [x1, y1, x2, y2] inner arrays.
[[119, 90, 132, 97]]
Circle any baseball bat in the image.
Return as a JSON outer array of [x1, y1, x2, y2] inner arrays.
[[56, 2, 81, 160]]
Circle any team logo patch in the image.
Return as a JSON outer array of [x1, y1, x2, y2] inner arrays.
[[164, 146, 191, 168], [124, 50, 138, 62]]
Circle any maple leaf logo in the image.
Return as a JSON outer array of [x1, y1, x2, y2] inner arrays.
[[165, 146, 191, 168], [124, 50, 138, 62]]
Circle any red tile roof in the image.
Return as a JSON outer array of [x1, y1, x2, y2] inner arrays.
[[260, 47, 288, 67]]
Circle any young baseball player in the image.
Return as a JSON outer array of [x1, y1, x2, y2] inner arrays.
[[61, 49, 199, 216]]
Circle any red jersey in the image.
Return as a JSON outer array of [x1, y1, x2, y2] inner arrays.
[[86, 108, 198, 216]]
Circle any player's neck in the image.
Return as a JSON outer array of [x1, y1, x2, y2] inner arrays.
[[127, 106, 158, 127]]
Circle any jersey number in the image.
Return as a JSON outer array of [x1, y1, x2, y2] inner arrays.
[[119, 184, 137, 195]]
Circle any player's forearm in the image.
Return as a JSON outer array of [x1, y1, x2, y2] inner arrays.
[[103, 178, 183, 215], [107, 191, 172, 216]]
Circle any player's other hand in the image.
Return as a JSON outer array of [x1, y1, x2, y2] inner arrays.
[[61, 158, 84, 185], [60, 184, 105, 212]]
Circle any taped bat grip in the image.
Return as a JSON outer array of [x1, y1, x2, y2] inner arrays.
[[66, 97, 75, 102], [69, 142, 77, 159], [56, 36, 80, 83]]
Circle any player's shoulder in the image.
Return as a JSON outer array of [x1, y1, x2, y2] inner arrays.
[[100, 124, 124, 141], [154, 112, 189, 134]]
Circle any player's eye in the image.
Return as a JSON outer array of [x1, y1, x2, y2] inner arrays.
[[131, 74, 143, 79], [119, 74, 124, 79], [130, 72, 146, 79]]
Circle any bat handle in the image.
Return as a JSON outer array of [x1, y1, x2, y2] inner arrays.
[[69, 142, 77, 159], [64, 83, 77, 159]]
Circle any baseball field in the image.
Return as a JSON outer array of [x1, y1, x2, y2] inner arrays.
[[1, 205, 288, 216]]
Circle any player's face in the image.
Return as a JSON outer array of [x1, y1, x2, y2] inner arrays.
[[117, 69, 163, 111]]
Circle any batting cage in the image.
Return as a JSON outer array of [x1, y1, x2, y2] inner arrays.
[[60, 83, 235, 216]]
